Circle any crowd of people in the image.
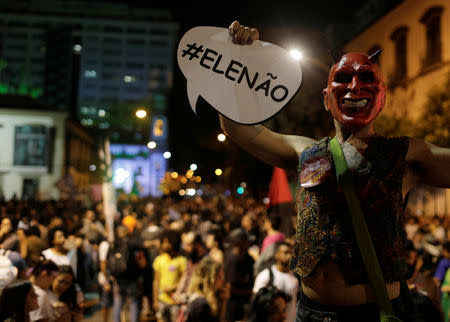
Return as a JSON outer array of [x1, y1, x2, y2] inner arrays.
[[0, 193, 449, 321]]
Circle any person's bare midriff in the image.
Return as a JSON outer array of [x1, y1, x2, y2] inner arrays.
[[301, 259, 400, 306]]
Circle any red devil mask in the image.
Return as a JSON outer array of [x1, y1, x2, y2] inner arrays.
[[323, 51, 386, 130]]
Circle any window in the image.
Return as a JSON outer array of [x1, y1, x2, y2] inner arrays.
[[150, 29, 168, 36], [420, 6, 443, 67], [390, 26, 408, 84], [104, 26, 123, 33], [150, 40, 168, 47], [128, 27, 146, 34], [103, 48, 122, 56], [127, 39, 145, 45]]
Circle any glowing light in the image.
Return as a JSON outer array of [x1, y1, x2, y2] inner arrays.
[[215, 169, 222, 176], [240, 182, 247, 188], [89, 164, 96, 171], [84, 70, 96, 78], [186, 188, 196, 196], [98, 109, 106, 117], [186, 170, 194, 179], [290, 49, 303, 61], [147, 141, 156, 149], [263, 197, 270, 205], [237, 187, 245, 195], [136, 109, 147, 118], [224, 190, 231, 196], [163, 152, 171, 159], [190, 164, 198, 171], [195, 176, 202, 183], [73, 44, 82, 52], [179, 189, 186, 196], [217, 133, 226, 142], [171, 172, 178, 179], [124, 75, 136, 83], [114, 168, 129, 185], [181, 177, 188, 184]]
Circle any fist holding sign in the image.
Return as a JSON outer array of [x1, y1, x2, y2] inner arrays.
[[177, 25, 303, 125]]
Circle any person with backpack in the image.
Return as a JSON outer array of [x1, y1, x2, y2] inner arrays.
[[253, 241, 299, 322], [108, 224, 148, 322]]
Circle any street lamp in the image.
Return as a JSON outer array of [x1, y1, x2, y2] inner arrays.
[[290, 49, 303, 61], [136, 109, 147, 118], [147, 141, 156, 149], [217, 133, 226, 142], [215, 169, 223, 176]]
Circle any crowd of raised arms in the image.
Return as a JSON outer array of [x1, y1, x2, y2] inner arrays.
[[0, 191, 449, 322]]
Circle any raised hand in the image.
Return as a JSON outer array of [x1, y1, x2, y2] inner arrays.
[[228, 21, 259, 45]]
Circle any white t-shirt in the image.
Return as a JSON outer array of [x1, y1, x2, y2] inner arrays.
[[42, 248, 77, 276], [253, 265, 299, 322], [98, 240, 110, 262], [29, 285, 59, 321]]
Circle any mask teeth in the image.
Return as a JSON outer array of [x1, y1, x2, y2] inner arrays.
[[342, 99, 369, 108]]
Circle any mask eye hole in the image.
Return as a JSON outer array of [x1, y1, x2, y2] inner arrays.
[[334, 72, 353, 83], [358, 71, 375, 82]]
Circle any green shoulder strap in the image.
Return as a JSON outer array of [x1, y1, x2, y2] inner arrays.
[[329, 137, 401, 322]]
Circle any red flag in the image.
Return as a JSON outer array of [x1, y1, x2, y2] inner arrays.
[[268, 167, 293, 207]]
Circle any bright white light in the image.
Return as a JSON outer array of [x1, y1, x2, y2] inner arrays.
[[124, 75, 136, 83], [89, 164, 96, 171], [73, 44, 82, 52], [217, 133, 226, 142], [290, 49, 303, 61], [190, 163, 198, 171], [84, 70, 96, 78], [147, 141, 157, 149], [186, 188, 196, 196], [163, 152, 171, 159], [136, 109, 147, 118], [114, 168, 129, 184], [98, 109, 106, 117]]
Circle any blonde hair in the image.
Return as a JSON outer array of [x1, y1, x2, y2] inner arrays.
[[187, 256, 222, 314]]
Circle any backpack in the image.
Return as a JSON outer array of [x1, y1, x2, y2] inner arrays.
[[107, 241, 129, 278], [0, 249, 18, 294], [253, 242, 277, 277]]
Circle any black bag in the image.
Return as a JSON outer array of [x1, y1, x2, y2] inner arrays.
[[107, 241, 129, 278]]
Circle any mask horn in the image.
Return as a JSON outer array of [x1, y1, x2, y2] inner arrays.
[[368, 49, 382, 63], [329, 49, 346, 64]]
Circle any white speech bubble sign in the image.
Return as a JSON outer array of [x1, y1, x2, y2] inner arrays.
[[177, 26, 303, 125]]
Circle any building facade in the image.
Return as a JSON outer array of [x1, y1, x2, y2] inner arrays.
[[343, 0, 450, 216], [343, 0, 450, 121], [0, 97, 67, 200], [0, 1, 178, 198]]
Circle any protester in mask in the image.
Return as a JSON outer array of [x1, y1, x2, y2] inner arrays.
[[223, 20, 450, 321]]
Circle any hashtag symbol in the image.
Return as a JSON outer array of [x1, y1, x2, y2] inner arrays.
[[182, 43, 204, 60]]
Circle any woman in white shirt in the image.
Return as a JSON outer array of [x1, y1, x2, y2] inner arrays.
[[41, 226, 77, 277]]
